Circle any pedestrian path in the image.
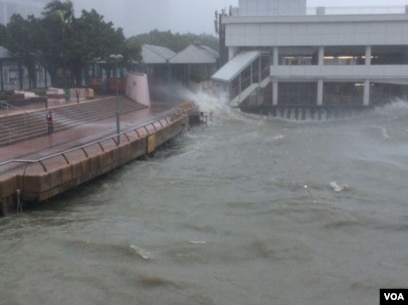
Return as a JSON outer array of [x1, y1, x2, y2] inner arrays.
[[0, 99, 183, 164]]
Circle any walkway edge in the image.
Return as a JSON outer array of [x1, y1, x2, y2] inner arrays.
[[0, 102, 198, 216]]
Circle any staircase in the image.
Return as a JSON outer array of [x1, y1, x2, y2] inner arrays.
[[229, 76, 271, 107], [0, 97, 147, 147]]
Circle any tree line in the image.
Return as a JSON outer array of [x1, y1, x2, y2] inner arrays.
[[0, 0, 218, 89]]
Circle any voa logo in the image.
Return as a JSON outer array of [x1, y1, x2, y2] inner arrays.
[[380, 289, 408, 304], [384, 293, 404, 301]]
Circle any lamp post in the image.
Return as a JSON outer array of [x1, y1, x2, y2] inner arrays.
[[109, 54, 123, 145]]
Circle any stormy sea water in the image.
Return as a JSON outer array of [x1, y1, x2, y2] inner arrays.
[[1, 97, 408, 305]]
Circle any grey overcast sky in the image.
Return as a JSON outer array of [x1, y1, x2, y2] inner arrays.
[[72, 0, 408, 37]]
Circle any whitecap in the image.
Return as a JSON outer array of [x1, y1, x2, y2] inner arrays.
[[130, 244, 153, 260], [188, 240, 207, 245], [330, 181, 349, 192]]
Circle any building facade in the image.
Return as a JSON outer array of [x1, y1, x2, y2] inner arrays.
[[212, 0, 408, 117]]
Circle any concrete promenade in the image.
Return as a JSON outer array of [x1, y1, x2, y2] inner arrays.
[[0, 98, 184, 164], [0, 97, 197, 215]]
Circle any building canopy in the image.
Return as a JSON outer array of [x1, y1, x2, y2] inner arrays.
[[211, 50, 261, 83]]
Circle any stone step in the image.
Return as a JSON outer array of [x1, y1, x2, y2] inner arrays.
[[0, 97, 146, 147]]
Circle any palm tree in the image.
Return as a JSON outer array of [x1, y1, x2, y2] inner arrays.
[[42, 0, 75, 86]]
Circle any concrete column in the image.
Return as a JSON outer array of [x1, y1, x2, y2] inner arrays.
[[259, 56, 262, 81], [273, 47, 279, 66], [317, 80, 324, 106], [250, 63, 253, 84], [365, 46, 372, 66], [363, 80, 370, 106], [239, 74, 242, 95], [273, 81, 278, 106], [405, 5, 408, 14], [318, 46, 325, 66]]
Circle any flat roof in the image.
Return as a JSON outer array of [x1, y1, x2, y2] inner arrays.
[[211, 51, 260, 82], [223, 13, 408, 25]]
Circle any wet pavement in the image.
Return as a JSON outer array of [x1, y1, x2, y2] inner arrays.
[[0, 97, 183, 165]]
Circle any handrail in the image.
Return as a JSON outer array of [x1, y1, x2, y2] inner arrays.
[[0, 101, 18, 117], [0, 123, 15, 145], [0, 106, 183, 173], [0, 101, 31, 125]]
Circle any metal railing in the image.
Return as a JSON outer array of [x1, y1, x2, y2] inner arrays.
[[230, 65, 270, 99], [0, 123, 15, 145], [306, 5, 407, 16], [0, 107, 183, 176], [0, 101, 31, 126], [0, 101, 20, 116]]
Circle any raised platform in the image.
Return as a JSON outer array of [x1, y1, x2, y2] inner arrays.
[[0, 98, 198, 216]]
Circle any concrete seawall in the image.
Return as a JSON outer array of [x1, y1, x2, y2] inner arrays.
[[0, 102, 197, 216]]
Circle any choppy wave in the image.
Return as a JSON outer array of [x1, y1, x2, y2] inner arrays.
[[130, 244, 154, 260], [2, 95, 408, 305]]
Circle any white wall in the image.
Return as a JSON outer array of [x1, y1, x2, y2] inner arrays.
[[225, 15, 408, 47], [126, 73, 150, 107], [270, 65, 408, 84]]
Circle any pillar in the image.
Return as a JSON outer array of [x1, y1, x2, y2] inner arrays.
[[239, 74, 242, 95], [365, 46, 372, 66], [317, 80, 323, 106], [273, 81, 278, 106], [259, 56, 262, 82], [273, 47, 279, 66], [363, 80, 370, 106], [250, 62, 253, 84], [318, 46, 324, 66]]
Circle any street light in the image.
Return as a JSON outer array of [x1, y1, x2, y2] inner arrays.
[[109, 54, 123, 145]]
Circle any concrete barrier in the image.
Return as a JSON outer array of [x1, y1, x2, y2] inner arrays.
[[0, 176, 17, 216], [126, 73, 150, 107], [0, 103, 196, 214]]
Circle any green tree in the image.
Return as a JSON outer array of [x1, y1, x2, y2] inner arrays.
[[67, 9, 123, 85], [4, 14, 39, 88], [0, 24, 7, 45], [2, 0, 140, 88], [40, 0, 75, 86]]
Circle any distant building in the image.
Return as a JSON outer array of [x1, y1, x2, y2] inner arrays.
[[140, 44, 176, 85], [212, 0, 408, 117], [138, 43, 218, 99], [169, 43, 219, 84], [0, 0, 47, 25]]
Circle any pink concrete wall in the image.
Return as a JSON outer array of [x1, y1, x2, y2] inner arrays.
[[126, 73, 150, 107]]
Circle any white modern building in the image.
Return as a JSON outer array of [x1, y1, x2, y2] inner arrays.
[[212, 0, 408, 117]]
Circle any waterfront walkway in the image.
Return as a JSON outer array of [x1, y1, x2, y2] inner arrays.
[[0, 97, 183, 170]]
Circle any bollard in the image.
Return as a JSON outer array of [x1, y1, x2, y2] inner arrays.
[[16, 189, 22, 213]]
